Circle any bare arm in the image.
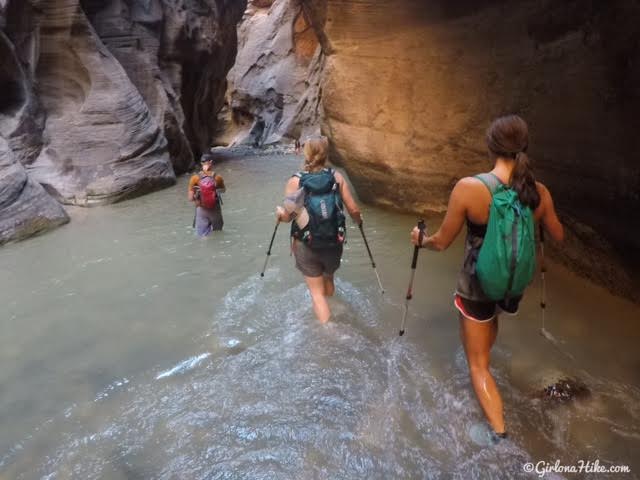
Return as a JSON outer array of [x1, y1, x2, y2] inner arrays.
[[215, 174, 226, 193], [188, 175, 199, 202], [411, 178, 469, 251], [334, 171, 362, 225], [537, 182, 564, 242], [275, 176, 301, 223]]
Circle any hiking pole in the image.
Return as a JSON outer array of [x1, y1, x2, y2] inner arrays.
[[538, 225, 574, 360], [192, 205, 197, 229], [358, 222, 384, 294], [399, 219, 426, 336], [260, 221, 280, 277], [539, 224, 548, 338]]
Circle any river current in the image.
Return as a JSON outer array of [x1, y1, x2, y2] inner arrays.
[[1, 150, 639, 479]]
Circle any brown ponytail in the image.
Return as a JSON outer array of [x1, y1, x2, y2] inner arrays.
[[511, 151, 539, 209], [302, 136, 329, 172], [486, 115, 540, 209]]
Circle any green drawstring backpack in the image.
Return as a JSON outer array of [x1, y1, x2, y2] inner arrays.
[[475, 173, 536, 301]]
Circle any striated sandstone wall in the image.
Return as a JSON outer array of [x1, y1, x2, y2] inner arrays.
[[217, 0, 324, 147], [222, 0, 640, 298], [1, 8, 70, 243], [0, 0, 245, 244], [317, 0, 640, 297]]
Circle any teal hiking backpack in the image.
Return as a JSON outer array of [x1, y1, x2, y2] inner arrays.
[[475, 173, 536, 301], [291, 168, 346, 249]]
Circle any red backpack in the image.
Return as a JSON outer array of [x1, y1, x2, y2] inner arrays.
[[198, 174, 218, 209]]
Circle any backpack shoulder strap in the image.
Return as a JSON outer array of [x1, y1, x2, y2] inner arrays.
[[292, 171, 303, 188], [325, 168, 339, 189], [474, 173, 503, 195]]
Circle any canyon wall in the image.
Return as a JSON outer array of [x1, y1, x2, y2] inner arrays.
[[216, 0, 324, 146], [0, 0, 245, 244], [321, 0, 640, 297], [221, 0, 640, 298]]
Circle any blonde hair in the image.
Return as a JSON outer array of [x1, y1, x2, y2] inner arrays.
[[302, 136, 329, 172]]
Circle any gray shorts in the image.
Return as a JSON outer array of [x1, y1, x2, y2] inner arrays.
[[195, 205, 223, 236], [293, 240, 342, 278]]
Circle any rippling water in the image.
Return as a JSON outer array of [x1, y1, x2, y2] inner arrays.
[[1, 150, 639, 479]]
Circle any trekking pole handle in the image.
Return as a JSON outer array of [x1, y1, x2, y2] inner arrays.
[[406, 220, 426, 300], [411, 220, 426, 269]]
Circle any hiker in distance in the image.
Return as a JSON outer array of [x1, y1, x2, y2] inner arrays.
[[275, 136, 362, 323], [410, 115, 564, 441], [188, 153, 226, 237]]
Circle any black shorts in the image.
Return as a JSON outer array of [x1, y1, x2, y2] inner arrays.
[[454, 294, 522, 322]]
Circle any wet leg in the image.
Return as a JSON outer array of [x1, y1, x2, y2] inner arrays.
[[323, 274, 335, 297], [304, 275, 331, 323], [460, 315, 505, 434]]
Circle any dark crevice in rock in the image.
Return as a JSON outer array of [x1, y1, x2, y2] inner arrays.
[[0, 31, 27, 118]]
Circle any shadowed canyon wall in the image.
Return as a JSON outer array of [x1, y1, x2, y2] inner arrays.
[[221, 0, 640, 299], [0, 0, 246, 244]]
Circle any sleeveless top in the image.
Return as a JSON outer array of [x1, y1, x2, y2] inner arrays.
[[455, 173, 502, 301]]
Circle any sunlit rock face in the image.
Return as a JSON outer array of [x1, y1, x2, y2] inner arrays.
[[224, 0, 639, 297], [313, 0, 640, 298], [218, 0, 323, 146]]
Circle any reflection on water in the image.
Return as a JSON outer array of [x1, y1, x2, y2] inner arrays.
[[1, 151, 639, 479]]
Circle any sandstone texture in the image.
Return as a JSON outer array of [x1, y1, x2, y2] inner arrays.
[[0, 0, 245, 243], [217, 0, 323, 147], [319, 0, 640, 297], [0, 136, 69, 246], [221, 0, 640, 298]]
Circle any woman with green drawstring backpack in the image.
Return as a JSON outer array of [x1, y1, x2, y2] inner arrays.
[[410, 115, 564, 443]]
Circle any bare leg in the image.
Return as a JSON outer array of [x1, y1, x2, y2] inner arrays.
[[304, 275, 331, 323], [460, 314, 506, 434], [323, 275, 335, 297]]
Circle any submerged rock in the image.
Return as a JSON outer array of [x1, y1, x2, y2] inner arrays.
[[538, 377, 591, 404]]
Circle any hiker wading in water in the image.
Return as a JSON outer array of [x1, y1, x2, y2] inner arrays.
[[410, 115, 564, 441], [188, 154, 226, 236], [276, 136, 362, 323]]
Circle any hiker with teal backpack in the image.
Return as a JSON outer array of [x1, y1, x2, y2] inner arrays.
[[410, 115, 564, 442], [276, 136, 362, 323]]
